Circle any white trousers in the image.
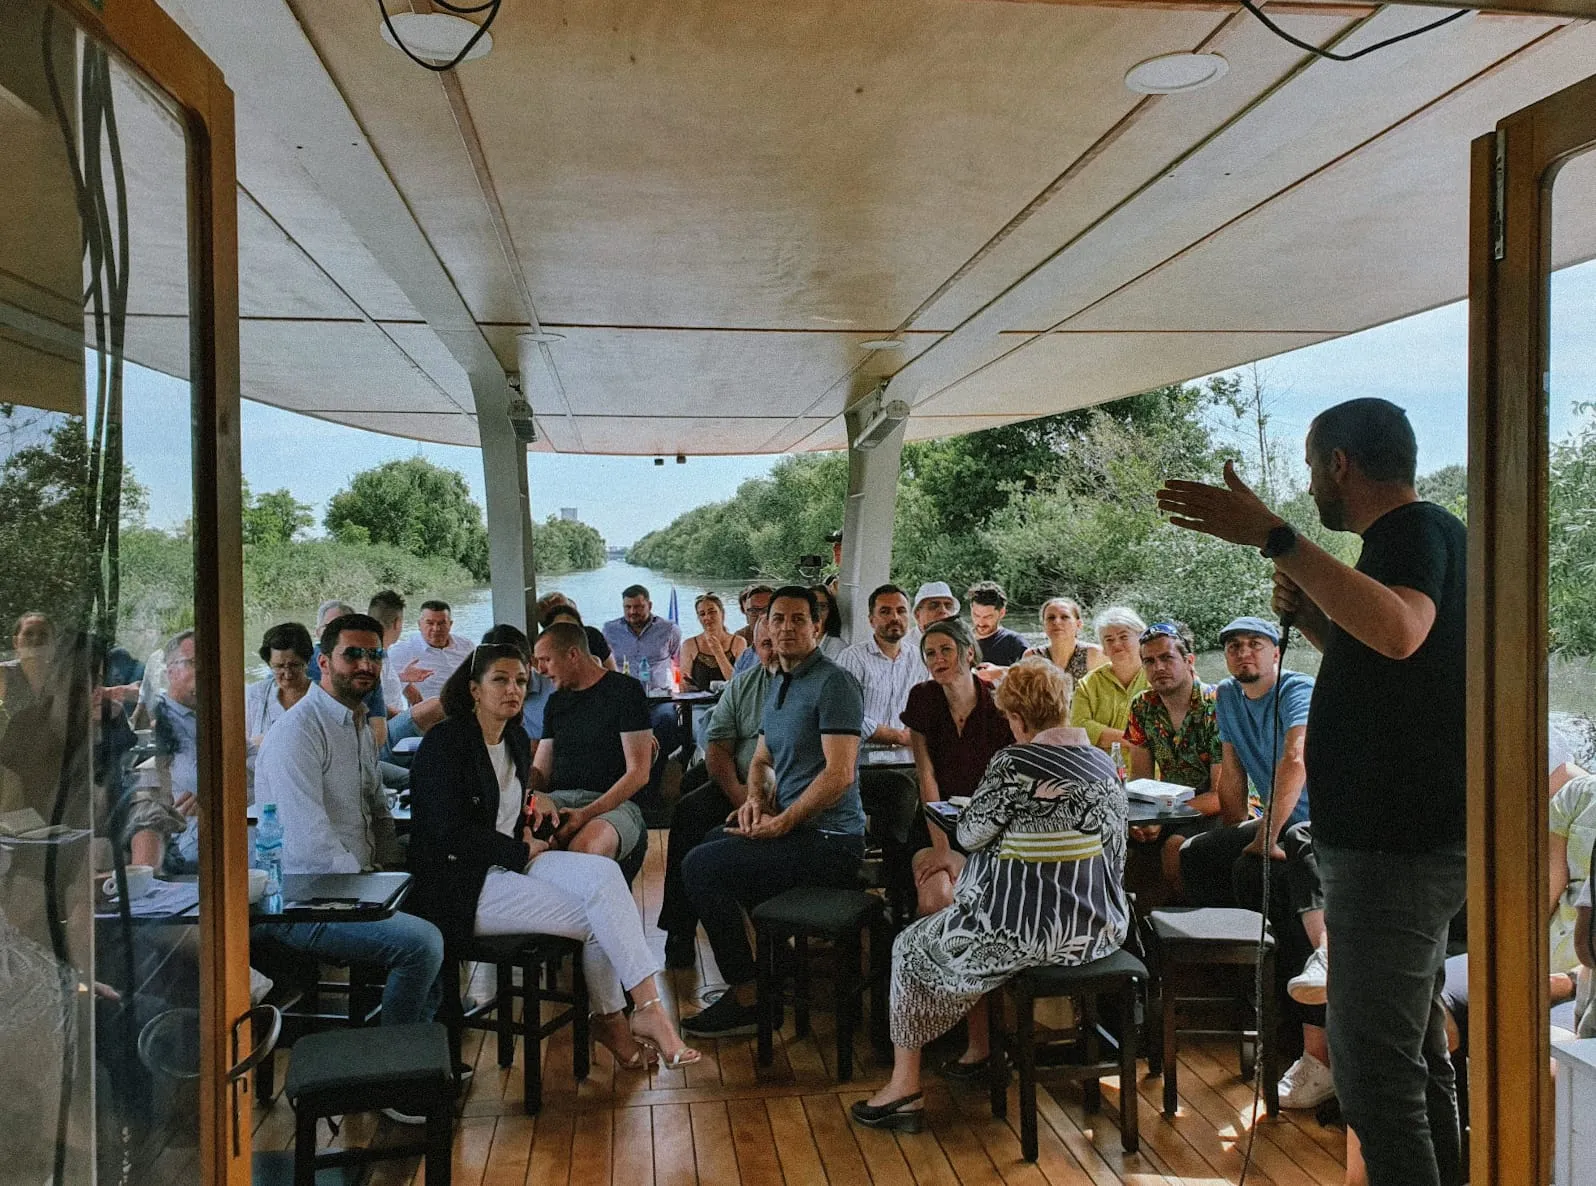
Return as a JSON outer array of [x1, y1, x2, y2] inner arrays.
[[473, 852, 658, 1014]]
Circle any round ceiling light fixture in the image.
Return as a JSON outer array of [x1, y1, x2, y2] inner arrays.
[[519, 331, 565, 345], [860, 338, 906, 351], [379, 13, 494, 65], [1124, 52, 1229, 95]]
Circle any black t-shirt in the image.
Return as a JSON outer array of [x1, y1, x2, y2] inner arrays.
[[585, 625, 612, 664], [1304, 501, 1466, 852], [542, 670, 650, 795], [976, 627, 1029, 666]]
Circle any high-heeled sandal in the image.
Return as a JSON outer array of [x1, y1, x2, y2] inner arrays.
[[849, 1092, 925, 1133], [592, 1010, 655, 1070], [630, 996, 703, 1069]]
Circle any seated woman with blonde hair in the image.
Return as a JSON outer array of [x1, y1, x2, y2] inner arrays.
[[851, 658, 1129, 1131], [678, 591, 747, 691], [1024, 596, 1109, 680]]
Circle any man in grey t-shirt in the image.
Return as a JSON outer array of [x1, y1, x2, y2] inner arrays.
[[681, 586, 864, 1038]]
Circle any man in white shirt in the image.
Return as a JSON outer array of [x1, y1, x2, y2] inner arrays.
[[387, 600, 475, 705], [836, 584, 926, 747], [127, 630, 200, 869], [253, 612, 444, 1027], [368, 589, 407, 712]]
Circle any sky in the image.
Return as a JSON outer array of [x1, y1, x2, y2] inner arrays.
[[115, 259, 1596, 545]]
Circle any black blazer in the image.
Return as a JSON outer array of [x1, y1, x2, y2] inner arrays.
[[406, 713, 532, 951]]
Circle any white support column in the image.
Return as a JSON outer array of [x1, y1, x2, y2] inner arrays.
[[470, 372, 536, 633], [839, 394, 909, 643]]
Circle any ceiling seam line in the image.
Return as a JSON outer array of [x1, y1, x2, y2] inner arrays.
[[777, 2, 1483, 454], [411, 0, 584, 452], [754, 0, 1280, 454], [914, 17, 1574, 416], [236, 179, 475, 418]]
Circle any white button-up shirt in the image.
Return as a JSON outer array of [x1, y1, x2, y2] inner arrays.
[[254, 683, 385, 873], [836, 636, 927, 739], [386, 632, 475, 702]]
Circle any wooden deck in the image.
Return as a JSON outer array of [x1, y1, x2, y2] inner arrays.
[[251, 832, 1348, 1185]]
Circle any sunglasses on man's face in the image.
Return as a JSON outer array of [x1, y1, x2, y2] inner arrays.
[[337, 646, 386, 663]]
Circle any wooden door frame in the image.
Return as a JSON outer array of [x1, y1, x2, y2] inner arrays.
[[50, 1, 247, 1182], [1468, 71, 1596, 1186]]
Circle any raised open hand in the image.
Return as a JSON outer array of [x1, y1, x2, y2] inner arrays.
[[1156, 459, 1282, 550]]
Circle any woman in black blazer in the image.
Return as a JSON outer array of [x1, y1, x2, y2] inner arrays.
[[407, 641, 699, 1069]]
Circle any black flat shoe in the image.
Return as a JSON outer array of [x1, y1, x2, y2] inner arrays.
[[850, 1093, 925, 1133], [939, 1055, 998, 1082]]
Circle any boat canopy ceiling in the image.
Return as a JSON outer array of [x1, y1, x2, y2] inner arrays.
[[120, 0, 1596, 451]]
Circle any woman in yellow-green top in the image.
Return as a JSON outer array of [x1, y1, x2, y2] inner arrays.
[[1067, 606, 1149, 752]]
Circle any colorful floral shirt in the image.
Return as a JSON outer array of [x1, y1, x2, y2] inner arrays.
[[1123, 682, 1220, 792]]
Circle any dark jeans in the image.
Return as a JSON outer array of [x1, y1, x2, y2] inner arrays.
[[1319, 842, 1467, 1186], [1180, 819, 1324, 994], [658, 779, 735, 937], [682, 827, 865, 985]]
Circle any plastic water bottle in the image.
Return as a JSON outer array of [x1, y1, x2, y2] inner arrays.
[[1110, 742, 1127, 782], [638, 656, 651, 689], [255, 803, 284, 898]]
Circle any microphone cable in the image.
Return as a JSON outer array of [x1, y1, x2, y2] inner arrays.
[[1237, 618, 1292, 1186]]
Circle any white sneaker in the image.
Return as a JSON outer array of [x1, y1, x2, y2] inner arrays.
[[1288, 946, 1328, 1006], [1277, 1052, 1336, 1110]]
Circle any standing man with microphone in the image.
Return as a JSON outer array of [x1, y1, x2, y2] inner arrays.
[[1157, 397, 1466, 1186]]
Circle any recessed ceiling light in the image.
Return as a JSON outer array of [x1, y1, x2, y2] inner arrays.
[[379, 13, 493, 64], [519, 331, 565, 345], [1124, 52, 1229, 95], [860, 339, 906, 351]]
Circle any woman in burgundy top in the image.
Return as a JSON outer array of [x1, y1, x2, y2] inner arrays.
[[902, 619, 1014, 918]]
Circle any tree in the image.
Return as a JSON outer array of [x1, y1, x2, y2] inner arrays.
[[532, 516, 606, 574], [0, 412, 149, 636], [324, 457, 490, 581], [241, 479, 313, 546]]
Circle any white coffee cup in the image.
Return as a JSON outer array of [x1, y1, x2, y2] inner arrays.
[[248, 868, 269, 903], [104, 865, 155, 901]]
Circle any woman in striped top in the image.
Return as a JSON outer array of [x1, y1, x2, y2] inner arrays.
[[851, 658, 1130, 1133]]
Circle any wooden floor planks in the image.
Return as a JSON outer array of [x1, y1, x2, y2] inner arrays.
[[251, 830, 1348, 1185]]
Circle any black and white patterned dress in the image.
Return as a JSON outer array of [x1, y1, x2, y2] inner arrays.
[[889, 727, 1129, 1049]]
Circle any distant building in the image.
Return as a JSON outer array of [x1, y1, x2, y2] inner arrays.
[[559, 507, 578, 521]]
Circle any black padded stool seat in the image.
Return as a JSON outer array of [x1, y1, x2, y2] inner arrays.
[[1145, 906, 1278, 1119], [752, 886, 889, 1081], [284, 1022, 454, 1186], [452, 933, 589, 1115], [989, 946, 1148, 1161]]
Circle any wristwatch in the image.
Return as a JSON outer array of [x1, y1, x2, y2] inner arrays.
[[1261, 523, 1298, 559]]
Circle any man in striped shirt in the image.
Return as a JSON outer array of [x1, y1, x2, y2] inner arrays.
[[836, 584, 926, 746]]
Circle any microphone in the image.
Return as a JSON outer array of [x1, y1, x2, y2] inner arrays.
[[1278, 608, 1295, 637]]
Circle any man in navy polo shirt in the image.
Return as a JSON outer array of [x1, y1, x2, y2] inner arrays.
[[680, 585, 865, 1038]]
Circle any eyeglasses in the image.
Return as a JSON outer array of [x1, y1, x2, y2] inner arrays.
[[1139, 623, 1182, 645], [337, 646, 386, 662], [269, 660, 308, 674]]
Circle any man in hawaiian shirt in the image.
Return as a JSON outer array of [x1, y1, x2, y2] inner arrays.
[[1124, 621, 1222, 848]]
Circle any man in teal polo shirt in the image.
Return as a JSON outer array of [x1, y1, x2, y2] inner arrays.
[[680, 585, 865, 1038]]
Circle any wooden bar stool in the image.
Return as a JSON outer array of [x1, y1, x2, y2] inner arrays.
[[988, 945, 1147, 1161], [753, 886, 889, 1081], [1145, 906, 1278, 1118], [283, 1022, 454, 1186]]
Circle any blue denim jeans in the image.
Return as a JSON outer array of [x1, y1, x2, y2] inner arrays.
[[1318, 842, 1467, 1186], [253, 910, 444, 1025]]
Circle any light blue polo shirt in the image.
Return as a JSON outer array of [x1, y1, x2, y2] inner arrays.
[[1216, 670, 1314, 828], [760, 649, 865, 835]]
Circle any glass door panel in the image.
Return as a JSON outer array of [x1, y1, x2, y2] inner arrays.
[[0, 0, 234, 1179]]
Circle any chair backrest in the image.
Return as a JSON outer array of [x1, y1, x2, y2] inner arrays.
[[859, 769, 922, 847]]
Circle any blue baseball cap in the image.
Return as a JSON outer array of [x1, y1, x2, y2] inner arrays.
[[1219, 616, 1281, 645]]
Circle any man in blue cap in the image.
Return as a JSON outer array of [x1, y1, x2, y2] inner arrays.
[[1170, 614, 1332, 1110]]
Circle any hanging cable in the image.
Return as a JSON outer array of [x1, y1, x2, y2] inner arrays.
[[1237, 0, 1470, 62], [377, 0, 501, 73], [1237, 621, 1292, 1186]]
